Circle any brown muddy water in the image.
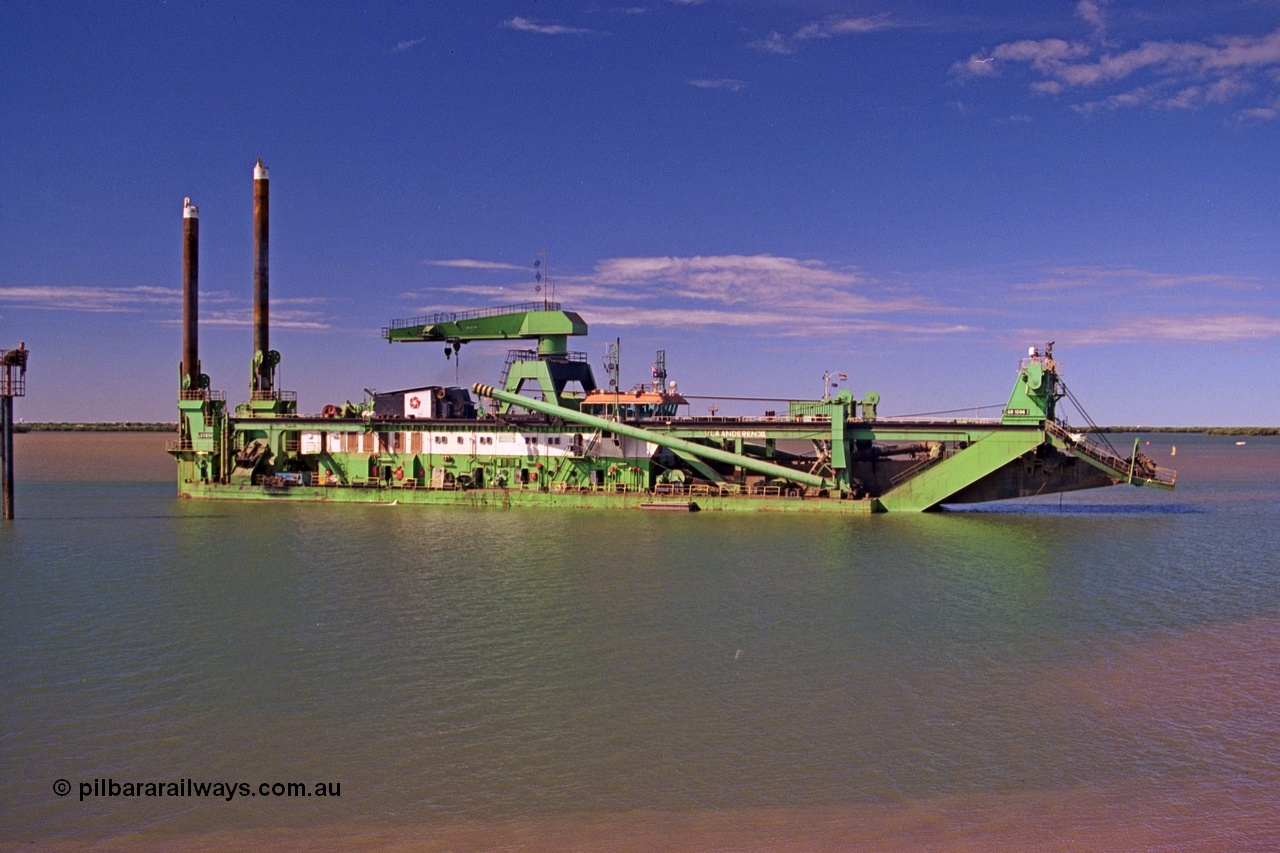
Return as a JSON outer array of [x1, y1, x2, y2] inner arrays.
[[2, 432, 1279, 851]]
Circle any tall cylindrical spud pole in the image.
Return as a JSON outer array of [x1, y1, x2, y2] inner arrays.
[[252, 158, 271, 392], [182, 197, 199, 390]]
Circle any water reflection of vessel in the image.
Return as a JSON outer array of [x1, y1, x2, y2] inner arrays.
[[168, 164, 1176, 512]]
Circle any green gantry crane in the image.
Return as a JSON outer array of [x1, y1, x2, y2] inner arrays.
[[382, 302, 597, 413]]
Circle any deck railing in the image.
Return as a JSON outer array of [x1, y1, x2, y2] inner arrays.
[[1047, 422, 1178, 487], [385, 302, 562, 332]]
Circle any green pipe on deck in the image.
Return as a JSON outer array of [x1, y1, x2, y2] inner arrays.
[[473, 384, 833, 490]]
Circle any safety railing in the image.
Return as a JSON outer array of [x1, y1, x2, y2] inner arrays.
[[179, 389, 226, 402], [385, 302, 562, 332], [1047, 422, 1178, 487], [250, 389, 297, 402]]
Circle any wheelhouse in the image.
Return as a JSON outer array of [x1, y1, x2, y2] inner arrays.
[[580, 388, 687, 420]]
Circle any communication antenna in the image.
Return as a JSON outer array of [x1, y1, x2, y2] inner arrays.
[[821, 370, 848, 399], [603, 339, 620, 390], [651, 350, 667, 392], [603, 338, 621, 421], [534, 249, 551, 309]]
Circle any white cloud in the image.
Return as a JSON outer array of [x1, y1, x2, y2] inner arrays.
[[585, 254, 938, 326], [0, 284, 333, 329], [752, 14, 893, 55], [425, 259, 528, 271], [1071, 314, 1280, 344], [1076, 0, 1111, 39], [1007, 266, 1278, 346], [793, 15, 892, 41], [1012, 266, 1261, 294], [688, 78, 746, 92], [1235, 98, 1280, 123], [955, 21, 1280, 118], [592, 254, 860, 304], [0, 285, 178, 312], [503, 16, 596, 36], [414, 253, 959, 338], [751, 32, 793, 55], [391, 37, 425, 54], [585, 305, 970, 337], [198, 310, 332, 331]]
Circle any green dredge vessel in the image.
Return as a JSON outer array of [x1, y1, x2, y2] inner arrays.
[[169, 164, 1176, 512]]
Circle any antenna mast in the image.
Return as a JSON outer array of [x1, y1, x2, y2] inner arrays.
[[535, 248, 550, 310], [603, 338, 620, 419]]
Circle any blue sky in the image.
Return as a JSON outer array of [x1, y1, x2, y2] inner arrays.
[[2, 0, 1278, 425]]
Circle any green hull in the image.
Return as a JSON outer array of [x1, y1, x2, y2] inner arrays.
[[177, 480, 878, 513]]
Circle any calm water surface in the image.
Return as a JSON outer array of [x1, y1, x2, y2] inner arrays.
[[2, 432, 1279, 851]]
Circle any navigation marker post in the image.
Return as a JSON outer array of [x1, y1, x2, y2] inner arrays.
[[1, 342, 29, 520]]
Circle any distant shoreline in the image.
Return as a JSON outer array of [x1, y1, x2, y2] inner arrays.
[[9, 422, 1277, 436], [1087, 426, 1279, 436], [14, 423, 177, 433]]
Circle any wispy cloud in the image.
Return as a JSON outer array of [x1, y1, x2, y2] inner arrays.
[[1012, 266, 1263, 295], [1069, 314, 1280, 345], [424, 259, 529, 271], [391, 37, 425, 54], [584, 306, 971, 337], [1005, 264, 1279, 346], [412, 256, 1279, 347], [503, 16, 597, 36], [198, 309, 332, 331], [1075, 0, 1112, 41], [688, 77, 746, 92], [413, 253, 959, 338], [582, 254, 947, 335], [752, 14, 893, 55], [592, 254, 863, 304], [954, 7, 1280, 120], [0, 284, 333, 330], [435, 282, 648, 304], [0, 285, 179, 312]]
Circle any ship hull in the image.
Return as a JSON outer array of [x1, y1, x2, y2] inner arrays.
[[177, 479, 878, 513]]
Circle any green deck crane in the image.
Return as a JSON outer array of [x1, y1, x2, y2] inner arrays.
[[382, 302, 597, 413]]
